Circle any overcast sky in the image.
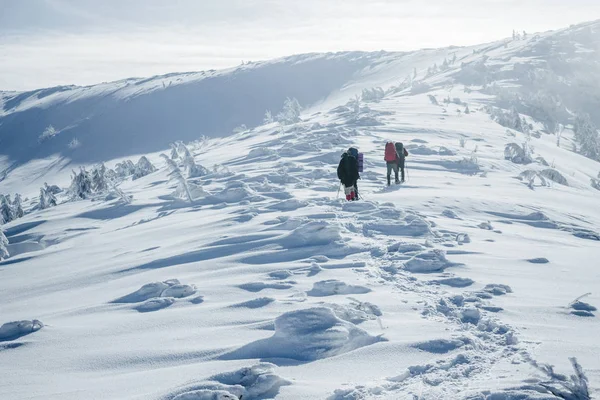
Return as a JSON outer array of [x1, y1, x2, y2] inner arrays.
[[1, 0, 599, 91]]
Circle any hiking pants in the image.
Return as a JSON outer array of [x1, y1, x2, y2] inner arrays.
[[398, 159, 405, 181], [386, 162, 399, 183], [344, 184, 356, 201]]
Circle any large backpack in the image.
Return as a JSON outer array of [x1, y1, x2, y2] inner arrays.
[[348, 147, 363, 173], [395, 142, 405, 159], [384, 142, 396, 162]]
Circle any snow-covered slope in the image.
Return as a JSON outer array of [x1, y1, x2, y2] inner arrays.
[[1, 21, 600, 400]]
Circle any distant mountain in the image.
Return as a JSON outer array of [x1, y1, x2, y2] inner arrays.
[[1, 20, 599, 170], [0, 52, 385, 164]]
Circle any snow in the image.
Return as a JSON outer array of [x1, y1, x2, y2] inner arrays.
[[1, 20, 600, 400]]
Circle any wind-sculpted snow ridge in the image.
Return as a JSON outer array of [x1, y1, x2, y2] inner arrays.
[[166, 363, 290, 400], [222, 307, 385, 362], [112, 279, 197, 312], [0, 320, 43, 342]]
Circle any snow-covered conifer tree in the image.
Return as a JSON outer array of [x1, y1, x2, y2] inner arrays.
[[133, 156, 157, 180], [0, 195, 14, 224], [92, 164, 109, 192], [170, 143, 180, 160], [13, 194, 24, 219], [263, 110, 274, 124], [574, 113, 600, 161], [115, 160, 136, 177], [276, 97, 302, 125], [69, 168, 93, 199], [161, 154, 193, 202]]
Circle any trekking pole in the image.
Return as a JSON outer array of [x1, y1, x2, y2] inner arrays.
[[336, 182, 342, 199], [406, 161, 409, 182]]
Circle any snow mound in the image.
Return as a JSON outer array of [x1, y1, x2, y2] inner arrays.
[[223, 307, 384, 361], [414, 338, 466, 354], [0, 320, 43, 342], [231, 297, 275, 309], [483, 284, 513, 296], [134, 297, 175, 313], [325, 300, 382, 325], [404, 250, 452, 273], [238, 282, 293, 292], [279, 221, 342, 248], [112, 279, 196, 303], [363, 215, 431, 237], [442, 209, 461, 219], [170, 362, 290, 400], [307, 280, 371, 297], [527, 258, 549, 264], [173, 390, 238, 400], [268, 270, 294, 280], [430, 277, 474, 288], [204, 182, 264, 204]]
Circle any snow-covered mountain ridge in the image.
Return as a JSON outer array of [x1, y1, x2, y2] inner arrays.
[[1, 20, 599, 400]]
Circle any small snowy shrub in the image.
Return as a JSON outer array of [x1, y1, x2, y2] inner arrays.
[[0, 228, 8, 260], [349, 94, 361, 115], [531, 357, 591, 400], [68, 138, 81, 149], [591, 172, 600, 191], [488, 106, 525, 132], [39, 186, 57, 210], [361, 87, 385, 102], [459, 138, 467, 148], [428, 95, 439, 105], [504, 143, 533, 164], [263, 109, 274, 124], [276, 97, 302, 125], [232, 124, 248, 133], [161, 154, 193, 202], [38, 125, 57, 142], [69, 168, 93, 199], [44, 183, 62, 195], [540, 169, 568, 186], [411, 81, 431, 95]]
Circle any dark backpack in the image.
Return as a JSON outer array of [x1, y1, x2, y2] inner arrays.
[[395, 142, 406, 159]]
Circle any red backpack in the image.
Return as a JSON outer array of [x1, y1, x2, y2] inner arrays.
[[384, 142, 397, 162]]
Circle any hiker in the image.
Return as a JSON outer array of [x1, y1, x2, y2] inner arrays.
[[347, 147, 362, 199], [337, 148, 360, 201], [395, 142, 409, 183], [384, 141, 409, 185]]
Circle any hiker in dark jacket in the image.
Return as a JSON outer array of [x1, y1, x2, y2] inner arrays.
[[395, 142, 409, 183], [337, 151, 359, 201], [347, 147, 361, 199]]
